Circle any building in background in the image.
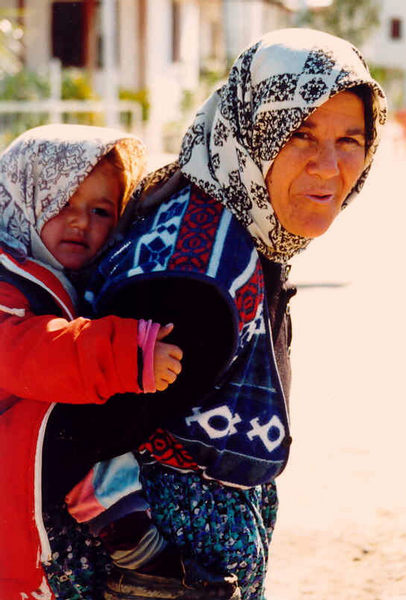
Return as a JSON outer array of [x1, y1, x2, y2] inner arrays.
[[0, 0, 295, 150], [0, 0, 404, 150], [222, 0, 291, 64], [361, 0, 406, 110]]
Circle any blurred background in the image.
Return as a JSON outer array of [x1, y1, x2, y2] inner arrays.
[[0, 0, 405, 154]]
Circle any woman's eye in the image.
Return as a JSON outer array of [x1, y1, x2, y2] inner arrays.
[[339, 136, 362, 146], [291, 131, 311, 141], [338, 137, 366, 151]]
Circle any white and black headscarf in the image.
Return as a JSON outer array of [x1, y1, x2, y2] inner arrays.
[[178, 28, 387, 262], [0, 124, 146, 263]]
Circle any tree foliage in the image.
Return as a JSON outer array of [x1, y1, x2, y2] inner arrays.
[[299, 0, 381, 48], [0, 10, 23, 74]]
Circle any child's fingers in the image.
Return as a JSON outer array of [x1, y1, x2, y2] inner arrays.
[[156, 323, 174, 341], [156, 367, 179, 390], [166, 344, 183, 361], [153, 338, 183, 391], [155, 360, 181, 383], [155, 379, 169, 391], [166, 356, 182, 375], [154, 362, 182, 391], [162, 370, 178, 384]]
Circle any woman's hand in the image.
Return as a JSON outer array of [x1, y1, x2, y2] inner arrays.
[[154, 324, 183, 391]]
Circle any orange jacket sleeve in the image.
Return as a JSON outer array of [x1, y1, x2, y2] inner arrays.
[[0, 282, 142, 404]]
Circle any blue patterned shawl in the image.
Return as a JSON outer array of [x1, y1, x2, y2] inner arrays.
[[86, 183, 290, 487], [85, 28, 387, 487]]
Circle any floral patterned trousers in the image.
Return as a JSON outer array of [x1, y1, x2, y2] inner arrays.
[[141, 464, 278, 600]]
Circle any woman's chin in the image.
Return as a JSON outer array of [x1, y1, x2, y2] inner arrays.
[[282, 216, 336, 239]]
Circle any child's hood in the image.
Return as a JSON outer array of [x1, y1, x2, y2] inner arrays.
[[0, 124, 146, 260]]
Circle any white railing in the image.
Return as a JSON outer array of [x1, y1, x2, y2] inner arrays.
[[0, 59, 143, 148], [0, 99, 142, 128], [0, 98, 144, 151]]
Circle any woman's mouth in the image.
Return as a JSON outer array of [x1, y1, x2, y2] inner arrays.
[[304, 192, 334, 204]]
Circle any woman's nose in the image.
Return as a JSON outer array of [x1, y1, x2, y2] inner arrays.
[[307, 143, 339, 179]]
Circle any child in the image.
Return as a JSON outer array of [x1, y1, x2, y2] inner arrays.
[[0, 124, 183, 600]]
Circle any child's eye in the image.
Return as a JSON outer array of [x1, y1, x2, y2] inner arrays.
[[61, 202, 71, 212], [93, 207, 113, 218]]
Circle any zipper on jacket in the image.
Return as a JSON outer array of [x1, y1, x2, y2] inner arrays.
[[34, 403, 56, 562]]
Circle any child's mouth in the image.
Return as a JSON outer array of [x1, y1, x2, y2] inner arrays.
[[61, 240, 88, 249]]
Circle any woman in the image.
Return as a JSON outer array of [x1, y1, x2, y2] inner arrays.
[[80, 27, 387, 600], [23, 28, 386, 600]]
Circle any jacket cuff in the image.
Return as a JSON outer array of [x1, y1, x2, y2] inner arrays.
[[137, 319, 160, 393]]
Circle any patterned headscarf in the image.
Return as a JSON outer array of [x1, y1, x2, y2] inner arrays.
[[178, 28, 387, 262], [0, 124, 146, 259]]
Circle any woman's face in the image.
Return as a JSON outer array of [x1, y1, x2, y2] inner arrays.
[[265, 91, 366, 238], [40, 160, 120, 270]]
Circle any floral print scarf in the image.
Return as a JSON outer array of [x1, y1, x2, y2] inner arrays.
[[0, 124, 146, 260], [178, 28, 387, 262]]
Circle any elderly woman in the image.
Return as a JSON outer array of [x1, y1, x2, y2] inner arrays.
[[42, 28, 386, 600]]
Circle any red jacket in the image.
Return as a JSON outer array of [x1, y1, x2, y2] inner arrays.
[[0, 249, 142, 599]]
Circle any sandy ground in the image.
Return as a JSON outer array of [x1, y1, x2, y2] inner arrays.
[[265, 123, 406, 599]]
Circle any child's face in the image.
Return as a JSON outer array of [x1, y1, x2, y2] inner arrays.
[[40, 161, 121, 270]]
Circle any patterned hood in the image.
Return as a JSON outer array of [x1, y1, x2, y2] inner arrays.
[[0, 124, 146, 259], [179, 28, 387, 262]]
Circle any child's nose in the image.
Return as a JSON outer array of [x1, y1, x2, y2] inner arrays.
[[68, 208, 89, 230]]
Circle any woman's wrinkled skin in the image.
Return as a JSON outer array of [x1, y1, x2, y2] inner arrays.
[[266, 91, 366, 238]]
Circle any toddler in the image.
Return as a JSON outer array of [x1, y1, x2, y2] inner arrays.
[[0, 124, 182, 600]]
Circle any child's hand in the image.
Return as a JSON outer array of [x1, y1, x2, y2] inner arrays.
[[154, 324, 183, 391]]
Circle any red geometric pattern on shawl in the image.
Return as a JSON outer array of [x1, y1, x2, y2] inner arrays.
[[87, 184, 291, 487]]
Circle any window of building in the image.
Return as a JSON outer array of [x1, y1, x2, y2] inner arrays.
[[390, 18, 402, 40], [51, 1, 101, 68], [52, 2, 85, 67]]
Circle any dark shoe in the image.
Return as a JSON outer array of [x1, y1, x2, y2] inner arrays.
[[182, 559, 241, 598], [136, 544, 184, 580], [104, 566, 241, 599]]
